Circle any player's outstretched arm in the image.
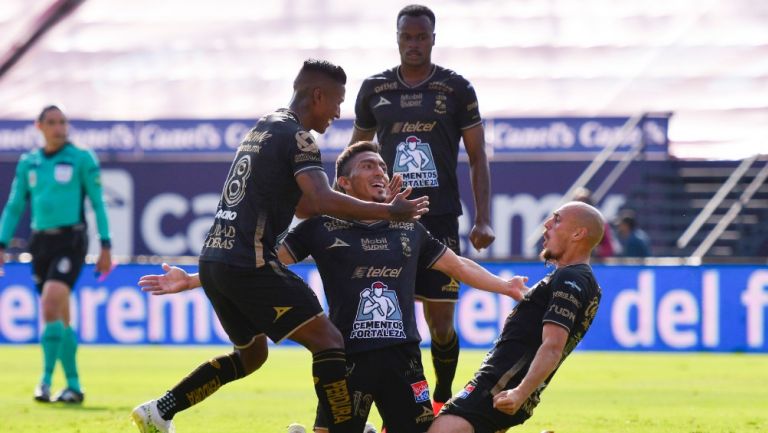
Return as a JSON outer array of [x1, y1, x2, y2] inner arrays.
[[431, 249, 528, 301], [138, 263, 200, 295], [493, 323, 567, 414], [295, 169, 428, 221]]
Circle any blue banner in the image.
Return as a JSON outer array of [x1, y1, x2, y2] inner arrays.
[[1, 263, 765, 352], [0, 116, 669, 156]]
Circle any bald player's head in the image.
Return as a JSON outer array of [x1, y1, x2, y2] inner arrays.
[[540, 201, 606, 264], [562, 201, 605, 250]]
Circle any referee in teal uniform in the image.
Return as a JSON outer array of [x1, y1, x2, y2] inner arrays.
[[0, 105, 112, 403]]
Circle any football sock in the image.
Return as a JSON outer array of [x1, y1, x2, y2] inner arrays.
[[431, 331, 459, 403], [59, 326, 81, 392], [158, 352, 245, 420], [40, 320, 65, 386], [312, 348, 356, 433]]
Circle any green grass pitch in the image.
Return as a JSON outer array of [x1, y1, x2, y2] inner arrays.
[[0, 345, 766, 432]]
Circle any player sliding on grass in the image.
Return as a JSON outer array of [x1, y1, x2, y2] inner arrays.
[[137, 142, 528, 433], [429, 201, 604, 433], [131, 60, 428, 433]]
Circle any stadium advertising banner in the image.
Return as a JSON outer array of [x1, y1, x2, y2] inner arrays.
[[0, 161, 660, 259], [0, 116, 669, 156], [1, 263, 766, 353]]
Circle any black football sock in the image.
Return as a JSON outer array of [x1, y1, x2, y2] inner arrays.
[[312, 348, 357, 433], [157, 352, 245, 420], [431, 331, 459, 403]]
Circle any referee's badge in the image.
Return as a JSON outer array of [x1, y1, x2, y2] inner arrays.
[[54, 163, 74, 183]]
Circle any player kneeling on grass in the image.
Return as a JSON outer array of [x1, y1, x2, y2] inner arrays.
[[427, 201, 604, 433], [138, 142, 528, 433]]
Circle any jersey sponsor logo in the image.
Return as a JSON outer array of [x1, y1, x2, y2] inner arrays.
[[374, 81, 398, 93], [393, 136, 439, 188], [410, 380, 430, 403], [466, 100, 479, 111], [295, 131, 318, 152], [373, 96, 392, 108], [428, 81, 453, 93], [553, 290, 582, 308], [327, 238, 350, 249], [273, 306, 292, 322], [456, 384, 475, 399], [564, 280, 583, 292], [351, 266, 403, 279], [54, 163, 74, 183], [351, 281, 405, 339], [361, 237, 389, 251], [548, 304, 577, 322], [323, 219, 353, 232], [400, 233, 412, 257], [391, 120, 436, 134], [434, 93, 448, 114], [204, 223, 236, 250], [388, 221, 414, 230], [242, 129, 272, 145], [400, 93, 423, 108], [214, 209, 238, 221], [222, 154, 251, 207]]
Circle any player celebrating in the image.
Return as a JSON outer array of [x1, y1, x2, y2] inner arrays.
[[138, 142, 526, 433], [348, 4, 495, 412], [131, 60, 428, 433], [430, 202, 604, 433]]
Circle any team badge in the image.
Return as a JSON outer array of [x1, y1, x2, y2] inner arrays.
[[54, 163, 73, 184]]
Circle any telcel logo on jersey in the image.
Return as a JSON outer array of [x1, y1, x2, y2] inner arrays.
[[391, 121, 437, 134], [352, 266, 402, 279], [214, 209, 237, 220]]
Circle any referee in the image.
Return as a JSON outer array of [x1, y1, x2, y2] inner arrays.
[[0, 105, 113, 403]]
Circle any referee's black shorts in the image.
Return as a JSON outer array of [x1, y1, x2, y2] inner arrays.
[[198, 260, 324, 347], [29, 225, 87, 292]]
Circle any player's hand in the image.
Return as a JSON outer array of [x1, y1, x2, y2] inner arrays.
[[385, 174, 403, 203], [492, 387, 528, 415], [388, 187, 429, 221], [469, 222, 495, 251], [506, 276, 529, 301], [138, 263, 194, 295]]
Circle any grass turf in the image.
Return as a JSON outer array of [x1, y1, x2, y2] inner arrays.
[[0, 345, 765, 432]]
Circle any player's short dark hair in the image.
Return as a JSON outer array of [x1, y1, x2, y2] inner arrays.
[[37, 105, 63, 122], [334, 141, 381, 192], [298, 59, 347, 85], [397, 4, 436, 29]]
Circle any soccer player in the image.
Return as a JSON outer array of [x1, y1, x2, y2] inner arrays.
[[138, 142, 527, 433], [0, 105, 113, 403], [429, 202, 605, 433], [348, 4, 495, 411], [130, 59, 428, 433]]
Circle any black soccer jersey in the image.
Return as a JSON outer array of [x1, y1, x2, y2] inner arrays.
[[200, 109, 324, 268], [354, 65, 483, 216], [282, 217, 447, 354]]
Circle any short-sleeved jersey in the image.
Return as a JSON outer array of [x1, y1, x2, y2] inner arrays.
[[0, 142, 111, 245], [354, 65, 482, 216], [282, 217, 447, 354], [199, 109, 324, 268], [498, 264, 601, 409]]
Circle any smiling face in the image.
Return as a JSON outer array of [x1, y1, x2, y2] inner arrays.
[[310, 80, 345, 133], [397, 14, 434, 68], [338, 151, 389, 203]]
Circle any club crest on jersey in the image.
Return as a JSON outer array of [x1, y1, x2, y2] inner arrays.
[[54, 163, 74, 184], [350, 281, 405, 340], [393, 136, 438, 189], [400, 233, 412, 257], [410, 380, 430, 403], [434, 93, 448, 114]]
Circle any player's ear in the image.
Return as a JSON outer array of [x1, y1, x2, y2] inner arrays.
[[337, 175, 351, 193]]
